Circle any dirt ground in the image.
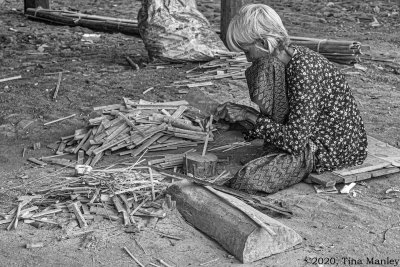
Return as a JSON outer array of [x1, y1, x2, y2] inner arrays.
[[1, 0, 400, 266]]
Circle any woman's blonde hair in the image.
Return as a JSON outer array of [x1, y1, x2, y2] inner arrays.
[[226, 4, 290, 54]]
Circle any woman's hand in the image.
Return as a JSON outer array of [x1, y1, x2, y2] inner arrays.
[[215, 102, 258, 124]]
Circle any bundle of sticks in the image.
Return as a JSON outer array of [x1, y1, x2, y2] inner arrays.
[[290, 36, 370, 65], [24, 8, 140, 36], [1, 167, 175, 230], [33, 99, 212, 169]]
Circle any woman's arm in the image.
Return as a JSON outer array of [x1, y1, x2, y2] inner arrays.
[[246, 66, 323, 154]]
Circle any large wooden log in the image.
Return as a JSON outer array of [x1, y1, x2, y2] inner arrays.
[[168, 181, 302, 263]]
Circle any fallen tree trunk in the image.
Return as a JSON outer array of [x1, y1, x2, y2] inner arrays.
[[167, 181, 302, 263]]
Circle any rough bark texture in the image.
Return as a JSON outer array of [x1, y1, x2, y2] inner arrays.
[[167, 181, 302, 263], [184, 152, 218, 178]]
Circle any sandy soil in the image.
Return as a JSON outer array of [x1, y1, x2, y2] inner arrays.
[[1, 0, 400, 266]]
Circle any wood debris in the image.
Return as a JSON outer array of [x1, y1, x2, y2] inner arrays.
[[52, 72, 63, 100], [0, 75, 22, 83], [30, 98, 212, 168], [3, 166, 176, 230], [43, 114, 76, 126]]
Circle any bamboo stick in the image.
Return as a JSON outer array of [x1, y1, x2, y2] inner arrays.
[[202, 133, 210, 157], [0, 75, 22, 83], [52, 72, 63, 100], [93, 104, 124, 111], [129, 132, 164, 157], [44, 114, 76, 126], [73, 129, 92, 154], [123, 247, 145, 267], [148, 167, 155, 201]]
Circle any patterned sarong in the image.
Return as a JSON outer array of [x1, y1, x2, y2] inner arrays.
[[226, 143, 315, 194]]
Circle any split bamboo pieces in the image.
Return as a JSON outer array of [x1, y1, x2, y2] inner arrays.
[[41, 99, 210, 168], [147, 149, 196, 169], [208, 141, 251, 152], [5, 167, 172, 229], [5, 196, 62, 230]]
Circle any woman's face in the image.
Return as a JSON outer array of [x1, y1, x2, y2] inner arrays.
[[242, 41, 269, 62]]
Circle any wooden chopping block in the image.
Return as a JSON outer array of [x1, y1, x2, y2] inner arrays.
[[167, 181, 302, 263], [184, 152, 218, 178]]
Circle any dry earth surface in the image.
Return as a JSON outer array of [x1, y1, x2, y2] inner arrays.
[[1, 0, 400, 266]]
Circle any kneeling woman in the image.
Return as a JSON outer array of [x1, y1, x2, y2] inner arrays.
[[216, 4, 368, 194]]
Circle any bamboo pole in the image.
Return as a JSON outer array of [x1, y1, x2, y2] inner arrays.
[[43, 114, 76, 126]]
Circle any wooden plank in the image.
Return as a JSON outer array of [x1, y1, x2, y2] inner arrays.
[[171, 106, 187, 119], [129, 132, 164, 157], [316, 167, 400, 185], [56, 141, 66, 155], [69, 202, 87, 228], [334, 137, 400, 177], [167, 126, 207, 137], [333, 154, 391, 176], [174, 133, 211, 142], [27, 158, 47, 166], [112, 196, 125, 213], [90, 152, 104, 167], [32, 209, 62, 218], [42, 158, 75, 168], [342, 172, 372, 183], [116, 112, 144, 136], [92, 136, 130, 155], [104, 123, 128, 142], [77, 150, 85, 164], [370, 167, 400, 178], [368, 136, 400, 167], [308, 172, 343, 187], [73, 129, 92, 154]]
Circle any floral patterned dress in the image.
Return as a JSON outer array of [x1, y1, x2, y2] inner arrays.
[[227, 45, 368, 194]]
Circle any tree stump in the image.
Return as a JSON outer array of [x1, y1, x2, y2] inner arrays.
[[167, 181, 302, 263], [184, 152, 218, 178]]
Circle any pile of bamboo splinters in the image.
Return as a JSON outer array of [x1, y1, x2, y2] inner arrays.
[[29, 99, 212, 169], [1, 165, 177, 236]]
